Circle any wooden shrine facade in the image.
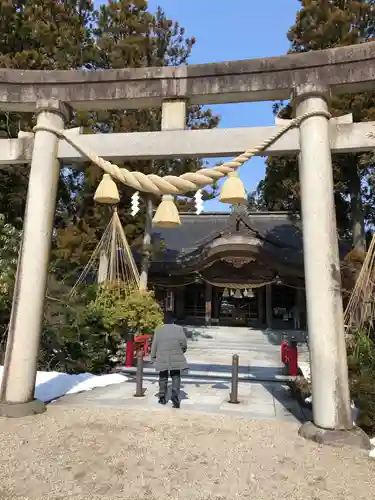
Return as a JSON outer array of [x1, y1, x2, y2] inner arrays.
[[140, 205, 322, 329]]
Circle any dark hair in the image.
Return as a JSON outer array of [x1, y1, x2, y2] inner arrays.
[[164, 311, 175, 324]]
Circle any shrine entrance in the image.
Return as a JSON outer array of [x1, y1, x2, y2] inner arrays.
[[0, 41, 373, 443], [175, 282, 260, 327], [218, 288, 259, 327], [149, 208, 307, 330], [162, 281, 303, 329]]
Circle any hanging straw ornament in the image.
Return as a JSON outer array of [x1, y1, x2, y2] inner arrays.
[[152, 195, 181, 228], [94, 173, 120, 204], [219, 172, 246, 205]]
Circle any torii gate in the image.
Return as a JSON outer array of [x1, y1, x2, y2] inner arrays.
[[0, 42, 374, 448]]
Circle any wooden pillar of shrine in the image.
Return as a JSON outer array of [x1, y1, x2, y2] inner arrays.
[[175, 288, 185, 321], [257, 287, 265, 326], [211, 286, 220, 325], [265, 284, 273, 329], [205, 283, 212, 326]]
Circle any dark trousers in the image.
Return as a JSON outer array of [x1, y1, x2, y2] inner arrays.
[[159, 369, 181, 401]]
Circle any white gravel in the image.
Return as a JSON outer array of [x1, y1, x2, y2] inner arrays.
[[0, 405, 373, 499]]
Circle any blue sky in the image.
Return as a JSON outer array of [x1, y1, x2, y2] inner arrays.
[[95, 0, 301, 210]]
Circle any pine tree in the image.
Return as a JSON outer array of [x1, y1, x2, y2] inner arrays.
[[53, 0, 219, 280], [0, 1, 219, 279], [258, 0, 375, 251], [0, 0, 97, 227]]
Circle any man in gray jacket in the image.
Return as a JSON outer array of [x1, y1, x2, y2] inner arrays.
[[151, 312, 188, 408]]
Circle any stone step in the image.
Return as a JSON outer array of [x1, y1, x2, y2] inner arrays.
[[116, 366, 301, 383]]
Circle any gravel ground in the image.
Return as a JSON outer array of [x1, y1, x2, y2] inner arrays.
[[0, 405, 373, 500]]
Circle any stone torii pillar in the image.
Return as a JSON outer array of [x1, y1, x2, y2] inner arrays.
[[0, 100, 70, 417], [294, 85, 367, 446]]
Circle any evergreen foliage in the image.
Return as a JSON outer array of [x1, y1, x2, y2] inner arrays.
[[258, 0, 375, 251], [40, 285, 163, 374], [0, 214, 20, 342], [0, 0, 218, 372]]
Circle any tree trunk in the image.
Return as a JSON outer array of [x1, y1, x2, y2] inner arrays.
[[139, 196, 153, 291], [349, 165, 366, 254]]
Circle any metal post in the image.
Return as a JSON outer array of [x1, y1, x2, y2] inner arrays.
[[134, 350, 145, 397], [229, 354, 239, 404], [281, 338, 288, 365]]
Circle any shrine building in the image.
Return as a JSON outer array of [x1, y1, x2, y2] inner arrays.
[[144, 204, 313, 329]]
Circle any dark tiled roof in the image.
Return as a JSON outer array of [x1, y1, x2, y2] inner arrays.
[[151, 212, 229, 262], [242, 213, 302, 250], [143, 207, 351, 278], [150, 210, 303, 266]]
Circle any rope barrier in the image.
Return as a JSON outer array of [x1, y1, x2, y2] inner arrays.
[[197, 275, 275, 289], [149, 273, 276, 289], [33, 110, 331, 196]]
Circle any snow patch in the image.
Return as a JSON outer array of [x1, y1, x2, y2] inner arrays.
[[369, 438, 375, 458], [298, 361, 311, 381], [0, 366, 128, 403]]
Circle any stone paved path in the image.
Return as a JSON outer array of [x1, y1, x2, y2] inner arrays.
[[183, 325, 304, 379], [54, 377, 310, 423], [56, 327, 311, 423]]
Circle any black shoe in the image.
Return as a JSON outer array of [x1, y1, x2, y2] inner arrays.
[[158, 397, 167, 405], [171, 397, 180, 409]]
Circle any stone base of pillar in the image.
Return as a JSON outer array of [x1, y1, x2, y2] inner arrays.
[[0, 399, 46, 418], [299, 421, 371, 451]]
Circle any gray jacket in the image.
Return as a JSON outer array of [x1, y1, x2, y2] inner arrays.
[[151, 323, 188, 372]]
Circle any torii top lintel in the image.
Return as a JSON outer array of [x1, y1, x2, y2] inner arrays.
[[1, 42, 375, 112]]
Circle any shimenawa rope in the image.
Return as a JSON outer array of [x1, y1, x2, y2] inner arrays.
[[33, 110, 331, 196]]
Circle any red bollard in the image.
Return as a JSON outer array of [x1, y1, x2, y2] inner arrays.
[[125, 339, 135, 367], [288, 340, 298, 376], [281, 340, 288, 364]]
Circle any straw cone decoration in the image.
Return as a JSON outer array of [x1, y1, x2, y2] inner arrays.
[[69, 209, 140, 297], [94, 174, 120, 204], [152, 195, 181, 228], [219, 172, 246, 204]]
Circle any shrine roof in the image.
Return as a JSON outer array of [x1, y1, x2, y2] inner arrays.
[[149, 208, 303, 267], [146, 207, 351, 277]]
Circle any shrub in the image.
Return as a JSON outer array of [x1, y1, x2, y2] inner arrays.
[[349, 367, 375, 434], [39, 284, 163, 374], [289, 377, 311, 407], [287, 325, 375, 435], [0, 215, 20, 342], [347, 326, 375, 435], [115, 287, 164, 338]]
